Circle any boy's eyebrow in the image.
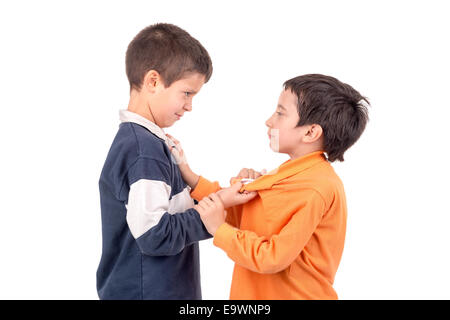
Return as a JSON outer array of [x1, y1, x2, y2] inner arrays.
[[277, 104, 287, 111]]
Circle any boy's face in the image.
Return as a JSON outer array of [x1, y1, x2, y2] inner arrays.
[[149, 72, 205, 128], [265, 89, 309, 155]]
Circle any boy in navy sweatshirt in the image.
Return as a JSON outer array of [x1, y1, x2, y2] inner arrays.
[[97, 23, 256, 300]]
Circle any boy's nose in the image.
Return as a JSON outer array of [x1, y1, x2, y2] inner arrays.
[[184, 104, 192, 112], [265, 117, 272, 128]]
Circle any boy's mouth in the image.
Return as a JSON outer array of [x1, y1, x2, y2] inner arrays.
[[175, 113, 183, 120], [268, 129, 280, 152]]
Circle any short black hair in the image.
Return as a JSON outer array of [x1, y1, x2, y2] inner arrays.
[[284, 74, 370, 162], [126, 23, 213, 91]]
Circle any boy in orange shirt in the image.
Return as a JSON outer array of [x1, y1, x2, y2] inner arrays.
[[170, 74, 370, 299]]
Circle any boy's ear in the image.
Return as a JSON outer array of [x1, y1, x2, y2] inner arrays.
[[303, 124, 323, 143], [143, 70, 164, 93]]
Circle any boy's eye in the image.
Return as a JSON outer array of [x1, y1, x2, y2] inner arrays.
[[276, 111, 283, 116], [184, 92, 191, 97]]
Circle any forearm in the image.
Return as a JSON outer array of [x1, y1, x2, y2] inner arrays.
[[179, 163, 200, 189], [190, 176, 222, 201], [213, 190, 326, 273], [213, 224, 289, 274], [136, 209, 212, 256]]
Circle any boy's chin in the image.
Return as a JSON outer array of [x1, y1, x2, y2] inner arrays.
[[269, 141, 281, 153], [160, 119, 176, 128], [269, 143, 290, 155], [269, 145, 279, 153]]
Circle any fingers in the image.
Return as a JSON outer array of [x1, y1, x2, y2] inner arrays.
[[196, 193, 226, 236], [237, 168, 249, 179], [209, 193, 224, 209], [165, 133, 179, 145], [196, 200, 208, 211], [237, 168, 264, 179], [166, 133, 188, 166], [242, 191, 258, 200], [235, 191, 258, 204], [230, 181, 244, 191], [166, 133, 182, 151], [199, 194, 224, 210], [202, 196, 214, 207]]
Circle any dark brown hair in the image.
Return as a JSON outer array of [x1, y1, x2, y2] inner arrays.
[[126, 23, 213, 91], [284, 74, 370, 162]]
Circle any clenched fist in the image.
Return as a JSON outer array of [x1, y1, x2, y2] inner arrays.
[[195, 193, 226, 236]]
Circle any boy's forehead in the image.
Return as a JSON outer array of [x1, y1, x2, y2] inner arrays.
[[176, 72, 205, 87], [278, 89, 298, 110]]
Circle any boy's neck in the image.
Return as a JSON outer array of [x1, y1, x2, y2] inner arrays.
[[288, 145, 323, 160], [127, 89, 156, 124]]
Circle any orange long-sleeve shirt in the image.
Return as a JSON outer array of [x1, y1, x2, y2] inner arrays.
[[191, 151, 347, 300]]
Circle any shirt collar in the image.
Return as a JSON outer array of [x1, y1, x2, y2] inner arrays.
[[119, 110, 175, 148], [243, 151, 327, 191]]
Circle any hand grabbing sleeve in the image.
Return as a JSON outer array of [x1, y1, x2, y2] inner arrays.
[[190, 175, 244, 228]]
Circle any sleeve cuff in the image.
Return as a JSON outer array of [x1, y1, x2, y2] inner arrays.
[[190, 176, 221, 201], [213, 222, 237, 252]]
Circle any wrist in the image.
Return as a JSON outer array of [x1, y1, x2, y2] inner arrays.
[[210, 221, 226, 236], [216, 192, 228, 209], [188, 170, 200, 189], [180, 164, 199, 189]]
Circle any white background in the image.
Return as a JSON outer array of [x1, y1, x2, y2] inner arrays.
[[1, 0, 449, 299]]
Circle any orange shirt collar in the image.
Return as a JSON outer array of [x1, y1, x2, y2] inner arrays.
[[244, 151, 327, 191]]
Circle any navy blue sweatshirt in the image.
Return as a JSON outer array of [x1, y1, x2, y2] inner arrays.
[[97, 110, 211, 299]]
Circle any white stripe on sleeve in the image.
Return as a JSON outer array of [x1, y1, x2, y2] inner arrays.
[[126, 179, 171, 239], [125, 179, 195, 239]]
